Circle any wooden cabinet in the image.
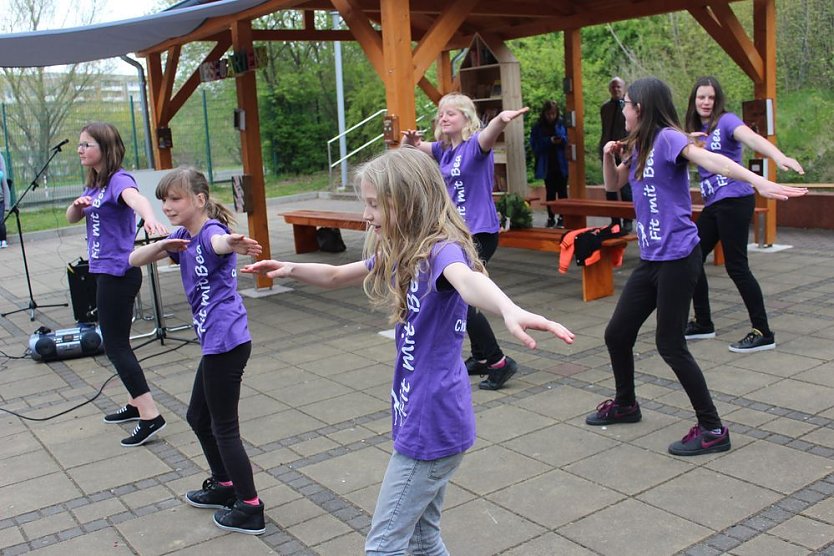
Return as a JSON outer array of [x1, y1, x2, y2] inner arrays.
[[458, 34, 527, 193]]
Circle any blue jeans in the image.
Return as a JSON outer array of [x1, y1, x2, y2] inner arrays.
[[365, 450, 465, 556]]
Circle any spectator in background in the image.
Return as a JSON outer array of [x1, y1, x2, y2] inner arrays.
[[530, 100, 568, 228], [599, 77, 633, 232]]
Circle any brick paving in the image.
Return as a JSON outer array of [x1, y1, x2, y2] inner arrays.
[[1, 195, 833, 555]]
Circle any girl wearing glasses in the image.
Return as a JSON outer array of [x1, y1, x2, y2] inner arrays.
[[683, 76, 805, 353], [586, 77, 805, 456], [66, 122, 169, 447]]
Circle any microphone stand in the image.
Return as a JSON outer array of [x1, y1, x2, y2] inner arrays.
[[2, 143, 69, 321]]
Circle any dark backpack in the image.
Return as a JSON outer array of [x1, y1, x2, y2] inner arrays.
[[316, 227, 347, 252]]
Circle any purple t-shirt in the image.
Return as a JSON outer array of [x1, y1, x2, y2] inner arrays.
[[697, 112, 754, 206], [168, 220, 251, 355], [382, 242, 476, 460], [431, 133, 500, 234], [82, 169, 138, 276], [628, 128, 700, 261]]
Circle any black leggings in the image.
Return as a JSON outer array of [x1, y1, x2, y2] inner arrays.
[[692, 195, 769, 334], [96, 267, 150, 398], [187, 341, 256, 501], [604, 247, 722, 430], [468, 232, 503, 364], [545, 172, 568, 220]]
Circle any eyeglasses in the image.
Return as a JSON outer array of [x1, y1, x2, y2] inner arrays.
[[77, 142, 98, 150]]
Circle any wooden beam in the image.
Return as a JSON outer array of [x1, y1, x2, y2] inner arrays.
[[331, 0, 385, 76], [411, 0, 479, 84], [436, 51, 453, 96], [564, 28, 586, 223], [381, 0, 417, 134], [688, 3, 763, 82], [144, 52, 172, 170], [156, 45, 181, 124], [754, 0, 778, 245], [418, 76, 442, 105], [167, 37, 233, 122], [231, 18, 273, 289], [303, 8, 315, 30], [251, 29, 354, 41]]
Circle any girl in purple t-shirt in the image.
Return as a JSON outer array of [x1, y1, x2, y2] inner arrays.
[[129, 167, 265, 535], [586, 77, 806, 457], [402, 92, 529, 391], [683, 76, 805, 353], [66, 122, 169, 448], [243, 147, 574, 555]]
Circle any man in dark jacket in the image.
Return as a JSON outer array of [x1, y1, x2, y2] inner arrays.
[[599, 77, 632, 232]]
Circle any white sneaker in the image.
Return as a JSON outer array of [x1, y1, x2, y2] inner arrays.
[[0, 240, 7, 249]]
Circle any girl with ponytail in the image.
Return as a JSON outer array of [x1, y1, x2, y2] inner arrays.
[[129, 167, 266, 535]]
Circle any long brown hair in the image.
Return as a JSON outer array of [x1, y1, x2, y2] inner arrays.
[[81, 122, 125, 189], [684, 76, 727, 135], [355, 146, 484, 324], [155, 166, 235, 227], [624, 77, 685, 178]]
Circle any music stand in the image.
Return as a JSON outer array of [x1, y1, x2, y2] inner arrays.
[[2, 143, 69, 321]]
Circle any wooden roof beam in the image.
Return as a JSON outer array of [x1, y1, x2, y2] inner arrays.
[[689, 3, 763, 82], [412, 0, 479, 84], [167, 36, 233, 121], [156, 45, 181, 124], [331, 0, 385, 76], [251, 28, 354, 40]]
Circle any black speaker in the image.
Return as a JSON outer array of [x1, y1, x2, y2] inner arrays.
[[67, 258, 97, 323]]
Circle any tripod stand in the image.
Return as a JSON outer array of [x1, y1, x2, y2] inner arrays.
[[2, 141, 69, 321]]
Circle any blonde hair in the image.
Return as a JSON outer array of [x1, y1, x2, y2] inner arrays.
[[355, 146, 485, 324], [155, 166, 235, 227], [433, 93, 482, 145]]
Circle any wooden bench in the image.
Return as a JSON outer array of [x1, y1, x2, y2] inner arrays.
[[498, 227, 637, 302], [545, 199, 769, 265], [280, 209, 367, 253]]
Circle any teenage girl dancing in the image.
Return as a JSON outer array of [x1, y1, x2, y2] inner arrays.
[[586, 77, 805, 456], [66, 122, 167, 447], [129, 167, 265, 534], [243, 147, 574, 554], [683, 76, 805, 352], [402, 93, 529, 390]]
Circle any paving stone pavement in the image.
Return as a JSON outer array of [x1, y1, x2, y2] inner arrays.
[[1, 194, 834, 555]]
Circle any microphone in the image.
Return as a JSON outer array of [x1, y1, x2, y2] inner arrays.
[[51, 139, 69, 151]]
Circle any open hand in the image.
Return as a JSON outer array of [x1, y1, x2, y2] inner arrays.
[[227, 233, 262, 257], [497, 107, 529, 123], [157, 238, 190, 253], [401, 129, 423, 146], [143, 218, 168, 237], [72, 195, 93, 208], [503, 306, 575, 349], [241, 259, 293, 279], [754, 180, 808, 201]]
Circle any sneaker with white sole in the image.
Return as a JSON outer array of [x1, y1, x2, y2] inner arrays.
[[121, 415, 166, 447], [213, 499, 265, 535], [186, 477, 236, 509], [684, 320, 716, 340], [103, 404, 140, 424], [668, 425, 731, 456], [729, 329, 775, 353]]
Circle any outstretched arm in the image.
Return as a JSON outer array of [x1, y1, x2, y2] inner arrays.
[[129, 238, 190, 267], [682, 144, 808, 201], [121, 188, 168, 236], [400, 130, 434, 155], [210, 233, 262, 257], [733, 125, 805, 174], [241, 259, 368, 288], [478, 107, 529, 152], [442, 262, 575, 348]]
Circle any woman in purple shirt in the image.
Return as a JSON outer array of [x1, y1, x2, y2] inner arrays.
[[243, 147, 574, 555], [402, 93, 528, 391], [130, 167, 264, 535], [683, 76, 805, 353], [586, 77, 806, 456], [66, 122, 168, 447]]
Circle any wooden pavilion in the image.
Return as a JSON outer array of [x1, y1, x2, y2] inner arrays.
[[136, 0, 780, 288]]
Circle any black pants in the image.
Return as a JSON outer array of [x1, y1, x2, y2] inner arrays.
[[187, 341, 256, 501], [0, 199, 6, 241], [469, 232, 503, 364], [692, 194, 769, 334], [604, 247, 722, 430], [96, 267, 150, 398], [545, 172, 568, 220]]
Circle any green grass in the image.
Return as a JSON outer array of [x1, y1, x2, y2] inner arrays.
[[7, 171, 332, 235]]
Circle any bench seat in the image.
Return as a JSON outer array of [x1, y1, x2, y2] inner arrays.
[[280, 209, 367, 253]]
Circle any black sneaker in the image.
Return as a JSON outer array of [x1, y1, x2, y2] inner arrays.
[[585, 399, 642, 426], [684, 320, 716, 340], [464, 356, 488, 376], [213, 499, 265, 535], [729, 329, 775, 353], [622, 220, 633, 233], [186, 478, 236, 510], [103, 404, 140, 424], [478, 356, 517, 390], [668, 425, 731, 456], [545, 217, 556, 228], [121, 415, 166, 447], [556, 216, 564, 228]]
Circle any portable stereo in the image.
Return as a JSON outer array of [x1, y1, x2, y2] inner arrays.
[[29, 324, 105, 362]]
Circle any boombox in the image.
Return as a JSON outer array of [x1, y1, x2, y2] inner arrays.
[[29, 324, 105, 362]]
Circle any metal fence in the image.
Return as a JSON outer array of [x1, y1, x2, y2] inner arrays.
[[1, 81, 243, 209]]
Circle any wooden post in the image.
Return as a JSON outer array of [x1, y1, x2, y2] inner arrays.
[[754, 0, 778, 245], [380, 0, 416, 142], [145, 52, 172, 170], [436, 51, 453, 96], [231, 19, 272, 288], [564, 28, 586, 229]]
